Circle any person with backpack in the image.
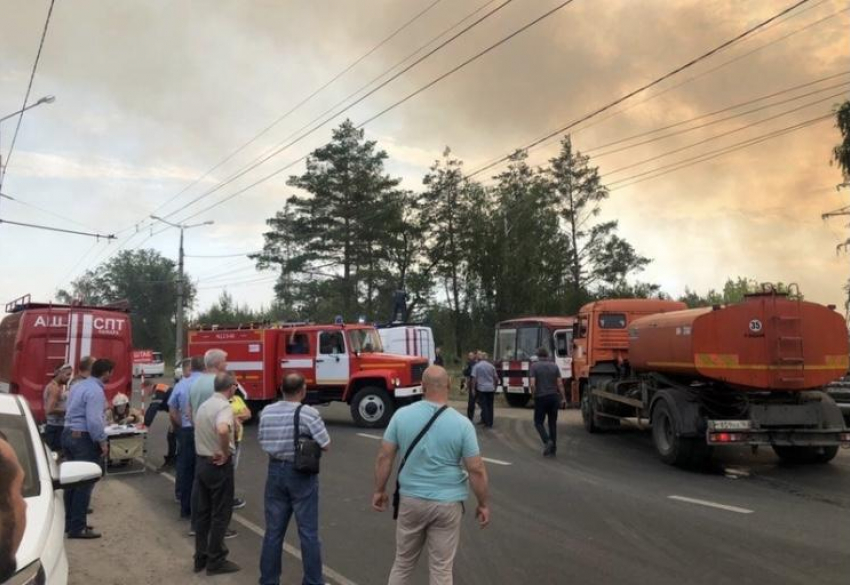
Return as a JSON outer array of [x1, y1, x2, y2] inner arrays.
[[372, 365, 490, 585]]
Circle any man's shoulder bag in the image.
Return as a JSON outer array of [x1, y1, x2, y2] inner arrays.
[[393, 404, 448, 520], [293, 404, 322, 475]]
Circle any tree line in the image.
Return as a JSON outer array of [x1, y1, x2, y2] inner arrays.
[[58, 99, 850, 362]]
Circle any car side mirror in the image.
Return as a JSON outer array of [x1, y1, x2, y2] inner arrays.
[[53, 461, 102, 491]]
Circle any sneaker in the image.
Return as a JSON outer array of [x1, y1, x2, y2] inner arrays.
[[193, 559, 206, 573], [188, 529, 196, 537], [67, 528, 102, 540], [232, 497, 246, 510], [206, 560, 241, 575], [224, 529, 238, 540]]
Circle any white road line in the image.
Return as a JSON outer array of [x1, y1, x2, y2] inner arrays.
[[482, 457, 512, 466], [668, 495, 754, 515], [356, 433, 383, 440], [144, 462, 359, 585]]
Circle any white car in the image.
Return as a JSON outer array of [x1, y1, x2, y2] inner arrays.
[[0, 394, 102, 585]]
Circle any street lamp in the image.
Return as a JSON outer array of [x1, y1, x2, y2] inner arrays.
[[149, 215, 214, 365], [0, 95, 56, 124], [0, 95, 57, 196]]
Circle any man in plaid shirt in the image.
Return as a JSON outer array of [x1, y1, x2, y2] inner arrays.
[[258, 373, 330, 585]]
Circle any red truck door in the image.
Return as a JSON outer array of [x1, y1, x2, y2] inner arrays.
[[280, 330, 316, 386], [315, 330, 348, 385]]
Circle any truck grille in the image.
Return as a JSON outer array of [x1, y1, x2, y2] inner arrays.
[[411, 363, 427, 384]]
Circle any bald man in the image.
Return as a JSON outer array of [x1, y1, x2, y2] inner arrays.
[[0, 435, 27, 583], [373, 366, 490, 585]]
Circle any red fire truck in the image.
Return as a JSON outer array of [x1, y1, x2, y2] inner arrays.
[[494, 316, 576, 407], [0, 295, 134, 423], [187, 321, 428, 427]]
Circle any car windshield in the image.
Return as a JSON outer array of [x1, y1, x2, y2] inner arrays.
[[0, 412, 40, 498], [348, 329, 383, 353]]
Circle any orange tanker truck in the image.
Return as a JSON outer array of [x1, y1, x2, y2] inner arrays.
[[573, 286, 850, 467]]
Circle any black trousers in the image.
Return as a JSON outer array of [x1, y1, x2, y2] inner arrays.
[[466, 384, 478, 421], [193, 457, 235, 568], [479, 392, 495, 427], [534, 394, 560, 447]]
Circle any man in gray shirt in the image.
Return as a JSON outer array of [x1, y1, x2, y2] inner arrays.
[[470, 352, 499, 429], [529, 347, 567, 457], [192, 372, 240, 575]]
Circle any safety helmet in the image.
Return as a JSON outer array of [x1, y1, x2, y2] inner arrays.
[[112, 393, 130, 407]]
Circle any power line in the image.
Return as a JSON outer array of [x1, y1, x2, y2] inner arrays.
[[1, 0, 56, 190], [146, 0, 446, 221], [602, 90, 845, 176], [171, 0, 579, 225], [0, 190, 101, 232], [466, 0, 816, 178], [607, 113, 831, 190], [585, 73, 849, 156], [500, 2, 848, 174], [0, 218, 115, 239], [160, 0, 523, 222], [185, 250, 261, 258], [199, 0, 501, 211]]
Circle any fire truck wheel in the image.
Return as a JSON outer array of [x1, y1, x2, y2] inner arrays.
[[773, 445, 839, 464], [350, 387, 395, 428], [505, 393, 530, 408]]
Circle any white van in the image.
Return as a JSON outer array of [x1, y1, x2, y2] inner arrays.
[[377, 325, 436, 364]]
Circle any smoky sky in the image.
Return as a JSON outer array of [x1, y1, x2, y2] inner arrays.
[[0, 0, 848, 312]]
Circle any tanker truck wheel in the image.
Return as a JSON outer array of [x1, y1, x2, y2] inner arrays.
[[350, 387, 395, 428], [651, 400, 707, 467], [773, 445, 839, 465]]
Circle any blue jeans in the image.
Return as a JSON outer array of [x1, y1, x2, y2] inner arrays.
[[62, 429, 101, 535], [259, 461, 323, 585], [177, 427, 196, 518]]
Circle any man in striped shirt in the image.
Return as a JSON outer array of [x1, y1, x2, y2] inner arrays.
[[258, 373, 330, 585]]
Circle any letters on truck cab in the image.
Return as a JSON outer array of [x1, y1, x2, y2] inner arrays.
[[187, 322, 428, 428]]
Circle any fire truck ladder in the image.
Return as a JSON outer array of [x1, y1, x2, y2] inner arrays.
[[772, 299, 805, 387], [44, 306, 72, 377]]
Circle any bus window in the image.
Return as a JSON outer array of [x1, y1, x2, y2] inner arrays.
[[496, 328, 517, 361], [516, 328, 539, 361]]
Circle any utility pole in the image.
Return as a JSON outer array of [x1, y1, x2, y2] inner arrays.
[[151, 215, 214, 366]]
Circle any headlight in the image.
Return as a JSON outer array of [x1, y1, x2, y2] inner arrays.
[[8, 560, 45, 585]]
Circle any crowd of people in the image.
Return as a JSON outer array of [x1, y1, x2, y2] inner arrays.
[[0, 343, 576, 584]]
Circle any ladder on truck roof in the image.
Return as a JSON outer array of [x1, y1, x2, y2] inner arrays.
[[194, 321, 312, 332], [44, 306, 73, 377]]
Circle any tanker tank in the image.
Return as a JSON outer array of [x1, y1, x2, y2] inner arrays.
[[628, 293, 849, 391]]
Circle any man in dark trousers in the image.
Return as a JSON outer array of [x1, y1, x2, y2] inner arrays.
[[461, 351, 478, 422], [258, 373, 331, 585], [470, 352, 499, 428], [169, 357, 203, 520], [192, 372, 240, 575], [62, 358, 113, 539], [529, 347, 567, 457]]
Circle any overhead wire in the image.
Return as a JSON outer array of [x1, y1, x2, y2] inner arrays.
[[601, 90, 847, 176], [158, 0, 527, 222], [490, 1, 848, 175], [607, 113, 832, 190], [168, 0, 580, 224], [466, 0, 819, 179], [0, 0, 56, 190], [145, 0, 447, 221]]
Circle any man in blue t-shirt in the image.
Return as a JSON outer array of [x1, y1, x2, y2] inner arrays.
[[373, 366, 490, 584]]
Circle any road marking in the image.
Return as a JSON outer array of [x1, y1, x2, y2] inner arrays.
[[144, 462, 359, 585], [668, 495, 754, 514], [482, 457, 512, 466], [357, 433, 383, 440], [356, 434, 512, 465]]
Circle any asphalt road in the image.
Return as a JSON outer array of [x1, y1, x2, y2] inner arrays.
[[136, 392, 850, 585]]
